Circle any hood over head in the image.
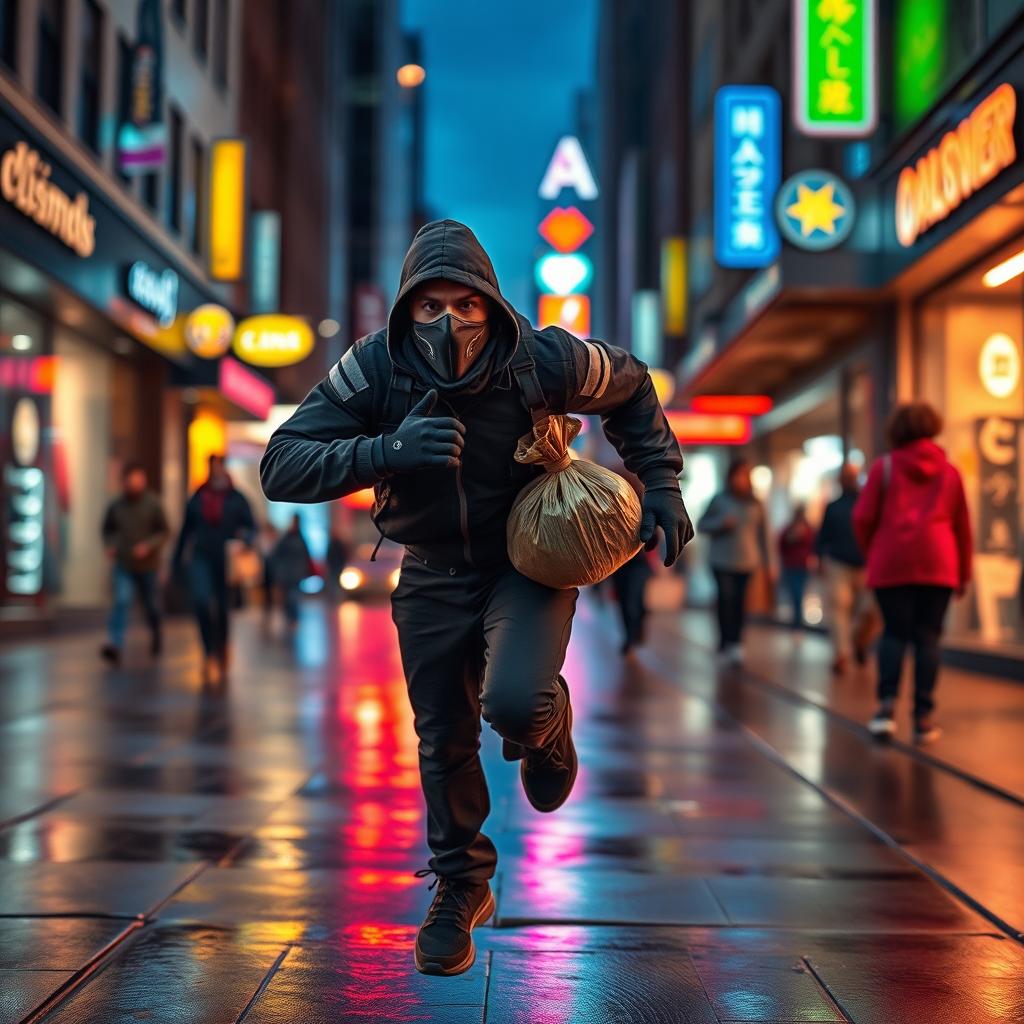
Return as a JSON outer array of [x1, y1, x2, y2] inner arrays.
[[387, 220, 521, 391], [891, 437, 947, 481]]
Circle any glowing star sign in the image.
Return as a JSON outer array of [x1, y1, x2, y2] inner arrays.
[[538, 206, 594, 253], [775, 169, 856, 250], [793, 0, 877, 137], [535, 253, 593, 295], [538, 136, 598, 201]]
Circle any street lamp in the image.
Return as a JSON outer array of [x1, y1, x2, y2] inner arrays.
[[396, 63, 426, 88]]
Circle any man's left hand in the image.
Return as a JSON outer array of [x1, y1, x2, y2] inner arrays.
[[639, 486, 694, 567]]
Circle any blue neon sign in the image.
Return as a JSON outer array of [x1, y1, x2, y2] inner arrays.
[[714, 86, 781, 269]]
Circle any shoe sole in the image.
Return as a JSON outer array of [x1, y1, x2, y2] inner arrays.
[[521, 690, 577, 814], [414, 887, 495, 977], [868, 721, 896, 740]]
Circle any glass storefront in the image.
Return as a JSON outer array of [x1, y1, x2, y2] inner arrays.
[[916, 238, 1024, 650]]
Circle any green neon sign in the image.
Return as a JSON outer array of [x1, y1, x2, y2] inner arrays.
[[794, 0, 877, 137], [894, 0, 947, 128]]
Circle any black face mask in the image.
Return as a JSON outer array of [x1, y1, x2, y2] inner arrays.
[[412, 312, 490, 380]]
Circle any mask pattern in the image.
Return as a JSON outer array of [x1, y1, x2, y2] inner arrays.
[[412, 312, 490, 380]]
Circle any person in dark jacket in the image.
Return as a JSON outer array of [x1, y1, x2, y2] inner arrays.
[[260, 220, 692, 977], [816, 463, 874, 673], [100, 462, 169, 665], [853, 403, 972, 744], [269, 514, 313, 626], [778, 504, 815, 628], [173, 454, 256, 684]]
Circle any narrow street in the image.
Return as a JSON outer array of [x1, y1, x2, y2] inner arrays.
[[2, 596, 1023, 1023]]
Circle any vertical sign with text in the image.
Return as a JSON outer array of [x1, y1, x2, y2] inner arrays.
[[976, 417, 1021, 557], [713, 86, 781, 269]]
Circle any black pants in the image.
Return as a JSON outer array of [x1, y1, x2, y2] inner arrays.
[[611, 552, 651, 649], [875, 585, 953, 718], [188, 558, 230, 656], [391, 553, 578, 881], [713, 569, 750, 650]]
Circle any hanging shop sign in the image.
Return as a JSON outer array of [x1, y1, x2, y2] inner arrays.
[[534, 252, 593, 295], [666, 410, 752, 446], [793, 0, 877, 137], [125, 260, 179, 328], [661, 237, 687, 336], [713, 86, 781, 269], [219, 357, 274, 420], [233, 315, 314, 368], [538, 206, 594, 253], [537, 295, 590, 339], [979, 332, 1021, 399], [250, 211, 281, 314], [184, 304, 234, 359], [0, 141, 97, 257], [208, 138, 248, 282], [895, 82, 1017, 248], [538, 136, 599, 200], [775, 169, 856, 250], [117, 0, 167, 173], [691, 395, 773, 415]]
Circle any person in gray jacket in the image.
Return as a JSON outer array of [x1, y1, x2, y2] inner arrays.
[[698, 458, 769, 663]]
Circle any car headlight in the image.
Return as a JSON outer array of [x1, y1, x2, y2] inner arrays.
[[339, 567, 365, 591], [389, 568, 401, 590]]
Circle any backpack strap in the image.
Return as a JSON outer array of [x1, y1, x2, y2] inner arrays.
[[384, 367, 417, 423], [509, 322, 549, 423]]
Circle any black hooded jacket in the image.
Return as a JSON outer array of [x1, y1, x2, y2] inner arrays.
[[261, 220, 683, 568]]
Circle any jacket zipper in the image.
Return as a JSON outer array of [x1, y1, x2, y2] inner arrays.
[[439, 394, 474, 566]]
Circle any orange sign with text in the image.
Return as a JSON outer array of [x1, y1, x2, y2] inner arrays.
[[538, 294, 591, 338], [665, 410, 751, 446], [895, 82, 1017, 248]]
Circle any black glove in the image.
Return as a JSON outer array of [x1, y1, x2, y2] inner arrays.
[[639, 484, 694, 567], [380, 389, 465, 474]]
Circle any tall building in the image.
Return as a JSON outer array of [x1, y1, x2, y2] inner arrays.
[[0, 0, 272, 628]]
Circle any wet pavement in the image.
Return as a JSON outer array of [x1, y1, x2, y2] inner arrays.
[[1, 595, 1023, 1023]]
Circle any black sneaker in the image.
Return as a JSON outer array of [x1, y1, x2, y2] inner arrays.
[[521, 677, 577, 813], [100, 644, 121, 666], [414, 872, 494, 976], [868, 701, 896, 739]]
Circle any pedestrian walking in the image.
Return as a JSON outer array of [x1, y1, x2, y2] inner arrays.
[[816, 463, 876, 673], [256, 521, 280, 626], [269, 514, 313, 626], [778, 504, 815, 628], [853, 403, 972, 743], [698, 458, 769, 664], [99, 462, 169, 665], [173, 454, 256, 685], [260, 219, 692, 976], [325, 526, 350, 600], [611, 549, 652, 655]]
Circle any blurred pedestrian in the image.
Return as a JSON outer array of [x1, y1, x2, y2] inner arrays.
[[854, 403, 972, 743], [816, 463, 875, 673], [698, 458, 769, 665], [173, 454, 256, 685], [99, 462, 169, 665], [269, 514, 313, 626], [611, 549, 652, 655], [256, 521, 280, 626], [325, 526, 350, 600], [778, 504, 815, 628]]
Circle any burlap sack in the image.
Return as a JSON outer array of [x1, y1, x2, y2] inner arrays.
[[507, 414, 643, 589]]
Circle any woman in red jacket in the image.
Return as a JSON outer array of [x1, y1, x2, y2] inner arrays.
[[853, 403, 972, 743]]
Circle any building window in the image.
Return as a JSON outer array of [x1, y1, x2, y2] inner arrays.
[[212, 0, 228, 87], [77, 0, 103, 153], [1, 0, 18, 69], [35, 0, 64, 116], [189, 137, 205, 256], [143, 172, 159, 214], [166, 107, 183, 232], [114, 31, 132, 183], [193, 0, 208, 61]]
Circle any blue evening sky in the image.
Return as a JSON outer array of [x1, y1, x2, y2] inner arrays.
[[400, 0, 596, 316]]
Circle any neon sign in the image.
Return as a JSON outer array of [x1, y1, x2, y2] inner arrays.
[[538, 136, 598, 200], [233, 315, 314, 368], [794, 0, 877, 137], [126, 261, 179, 327], [714, 86, 781, 268], [895, 83, 1017, 248]]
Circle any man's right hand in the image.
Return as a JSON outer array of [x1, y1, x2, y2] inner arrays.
[[381, 389, 465, 474]]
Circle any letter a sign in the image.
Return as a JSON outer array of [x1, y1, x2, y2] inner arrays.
[[538, 136, 598, 201]]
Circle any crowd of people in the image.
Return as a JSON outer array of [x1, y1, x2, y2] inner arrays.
[[697, 400, 973, 744]]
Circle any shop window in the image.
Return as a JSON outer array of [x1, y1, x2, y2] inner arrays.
[[142, 171, 159, 214], [35, 0, 64, 117], [916, 241, 1024, 650], [0, 0, 17, 70], [166, 106, 183, 232], [212, 0, 228, 88], [76, 0, 103, 154], [114, 30, 132, 185], [193, 0, 208, 62], [188, 137, 205, 256]]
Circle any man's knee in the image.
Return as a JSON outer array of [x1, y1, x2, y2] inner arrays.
[[481, 680, 560, 747]]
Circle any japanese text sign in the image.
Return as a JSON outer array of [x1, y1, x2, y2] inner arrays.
[[794, 0, 877, 136], [714, 86, 781, 269]]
